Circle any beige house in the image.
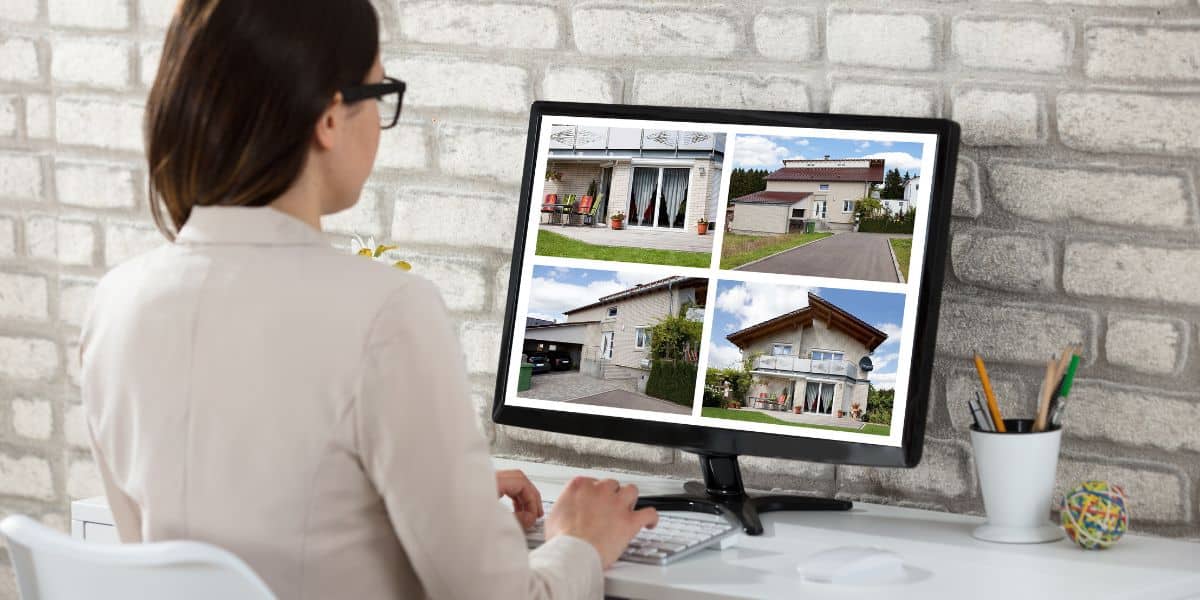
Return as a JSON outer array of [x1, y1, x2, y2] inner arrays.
[[729, 157, 884, 234], [543, 125, 724, 231], [554, 277, 707, 384], [726, 293, 887, 418]]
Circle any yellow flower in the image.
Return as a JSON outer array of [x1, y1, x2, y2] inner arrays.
[[351, 235, 412, 271]]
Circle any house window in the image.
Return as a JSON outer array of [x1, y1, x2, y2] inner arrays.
[[811, 350, 845, 361], [803, 381, 837, 414], [601, 331, 614, 359], [819, 184, 830, 191], [607, 306, 618, 318], [842, 200, 854, 213], [791, 208, 806, 218], [630, 166, 690, 229], [772, 344, 793, 356], [635, 327, 650, 350]]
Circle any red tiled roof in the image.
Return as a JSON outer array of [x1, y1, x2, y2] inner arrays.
[[765, 159, 884, 183], [563, 276, 707, 314], [729, 191, 812, 206]]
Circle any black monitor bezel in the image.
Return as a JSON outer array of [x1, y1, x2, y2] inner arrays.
[[492, 101, 959, 469]]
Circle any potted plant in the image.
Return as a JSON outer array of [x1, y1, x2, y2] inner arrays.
[[793, 405, 803, 414], [544, 169, 562, 182], [728, 400, 741, 410], [850, 403, 862, 420], [836, 409, 846, 418], [610, 211, 625, 230], [697, 217, 708, 235]]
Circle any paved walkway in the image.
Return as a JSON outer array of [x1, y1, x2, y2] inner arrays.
[[735, 232, 901, 283], [518, 370, 691, 415], [567, 389, 692, 415], [741, 407, 866, 429], [544, 223, 714, 253]]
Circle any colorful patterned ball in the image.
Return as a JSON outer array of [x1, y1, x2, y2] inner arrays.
[[1060, 480, 1129, 550]]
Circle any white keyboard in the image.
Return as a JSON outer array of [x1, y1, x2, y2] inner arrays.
[[524, 500, 739, 565]]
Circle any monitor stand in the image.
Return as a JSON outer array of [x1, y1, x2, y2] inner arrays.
[[634, 453, 851, 535]]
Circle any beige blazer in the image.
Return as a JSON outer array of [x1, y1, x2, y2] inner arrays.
[[80, 205, 602, 599]]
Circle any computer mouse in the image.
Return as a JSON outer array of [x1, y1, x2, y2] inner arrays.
[[798, 545, 907, 585]]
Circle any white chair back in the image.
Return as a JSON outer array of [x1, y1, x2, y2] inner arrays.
[[1, 515, 275, 600]]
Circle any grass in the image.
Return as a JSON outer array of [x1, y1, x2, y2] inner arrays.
[[889, 238, 912, 281], [536, 230, 711, 268], [701, 408, 890, 436], [720, 232, 833, 270]]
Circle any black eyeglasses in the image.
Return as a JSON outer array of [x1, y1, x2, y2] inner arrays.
[[340, 76, 405, 129]]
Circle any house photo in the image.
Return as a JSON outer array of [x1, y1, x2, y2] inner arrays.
[[534, 124, 725, 269], [720, 134, 927, 284], [518, 267, 708, 415], [702, 282, 906, 436]]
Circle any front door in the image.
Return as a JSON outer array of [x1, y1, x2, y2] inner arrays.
[[814, 196, 828, 220], [601, 331, 614, 360]]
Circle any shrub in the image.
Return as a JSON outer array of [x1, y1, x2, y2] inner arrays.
[[646, 359, 699, 407]]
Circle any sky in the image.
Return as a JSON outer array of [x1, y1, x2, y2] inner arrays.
[[527, 266, 665, 323], [731, 134, 926, 178], [706, 281, 907, 390]]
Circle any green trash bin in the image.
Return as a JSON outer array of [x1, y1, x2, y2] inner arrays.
[[805, 221, 815, 234], [517, 362, 533, 392]]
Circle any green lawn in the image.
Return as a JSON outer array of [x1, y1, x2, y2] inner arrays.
[[889, 238, 912, 281], [536, 230, 711, 268], [701, 408, 890, 436], [720, 232, 833, 270]]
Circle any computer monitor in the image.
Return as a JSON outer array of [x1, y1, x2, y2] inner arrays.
[[493, 102, 959, 534]]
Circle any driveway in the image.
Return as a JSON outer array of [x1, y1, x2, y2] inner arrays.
[[734, 232, 900, 283], [519, 370, 692, 415], [567, 389, 691, 415]]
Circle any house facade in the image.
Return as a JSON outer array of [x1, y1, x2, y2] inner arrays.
[[725, 293, 887, 418], [543, 125, 724, 231], [729, 157, 884, 235]]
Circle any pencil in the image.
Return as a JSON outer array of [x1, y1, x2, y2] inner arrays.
[[973, 353, 1006, 433], [1034, 356, 1056, 432]]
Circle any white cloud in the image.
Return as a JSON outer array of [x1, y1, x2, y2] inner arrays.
[[733, 135, 790, 169], [857, 141, 871, 150], [528, 271, 662, 321], [862, 151, 922, 173], [716, 282, 817, 331], [706, 342, 744, 370], [879, 141, 894, 147], [869, 371, 898, 390]]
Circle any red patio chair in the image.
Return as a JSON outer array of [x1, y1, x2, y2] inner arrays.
[[568, 195, 593, 225], [540, 194, 557, 224]]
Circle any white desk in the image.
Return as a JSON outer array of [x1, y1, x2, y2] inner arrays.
[[72, 457, 1200, 600]]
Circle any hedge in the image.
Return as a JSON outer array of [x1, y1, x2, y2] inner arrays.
[[645, 359, 699, 407]]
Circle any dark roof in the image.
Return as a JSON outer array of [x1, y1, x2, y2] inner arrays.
[[726, 293, 888, 352], [563, 276, 707, 315], [526, 316, 555, 327], [764, 159, 884, 183], [527, 320, 598, 329], [729, 191, 812, 206]]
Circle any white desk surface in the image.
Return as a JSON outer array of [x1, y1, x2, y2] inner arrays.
[[73, 457, 1200, 600]]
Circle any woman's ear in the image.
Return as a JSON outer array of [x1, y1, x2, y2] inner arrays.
[[313, 92, 343, 151]]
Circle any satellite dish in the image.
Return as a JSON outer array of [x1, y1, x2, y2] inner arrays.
[[859, 356, 874, 372]]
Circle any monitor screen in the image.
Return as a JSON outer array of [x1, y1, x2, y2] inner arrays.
[[493, 102, 957, 467]]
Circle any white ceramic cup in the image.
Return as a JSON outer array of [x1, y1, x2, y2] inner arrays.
[[969, 418, 1064, 544]]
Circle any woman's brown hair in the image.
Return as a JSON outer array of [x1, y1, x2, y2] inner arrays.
[[145, 0, 379, 241]]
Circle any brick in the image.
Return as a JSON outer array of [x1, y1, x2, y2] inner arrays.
[[384, 55, 529, 114], [105, 222, 164, 266], [989, 162, 1194, 229], [754, 10, 817, 61], [542, 66, 621, 104], [64, 403, 88, 447], [839, 439, 972, 497], [139, 42, 161, 87], [48, 0, 129, 29], [0, 0, 38, 22], [0, 95, 17, 137], [0, 336, 57, 380], [1057, 457, 1186, 522], [0, 453, 54, 500], [399, 2, 559, 49], [952, 156, 981, 218], [50, 37, 130, 89], [59, 277, 96, 328], [937, 297, 1095, 365], [460, 320, 502, 375], [945, 369, 1027, 433], [25, 93, 52, 139], [1058, 92, 1200, 155], [952, 88, 1044, 146], [952, 229, 1055, 293], [55, 159, 138, 208], [12, 398, 51, 440], [0, 37, 40, 82], [0, 151, 43, 200], [952, 18, 1070, 73], [1106, 314, 1185, 375], [55, 95, 144, 152], [401, 252, 488, 312], [633, 70, 809, 111], [493, 261, 511, 312], [1067, 381, 1200, 453], [828, 12, 937, 70], [0, 272, 49, 320], [829, 82, 937, 118], [370, 122, 428, 172], [66, 340, 80, 387], [436, 122, 525, 184], [0, 216, 14, 257], [1086, 24, 1200, 81], [139, 0, 173, 28], [391, 188, 517, 250], [67, 455, 103, 499], [573, 5, 736, 59], [500, 425, 675, 463], [1064, 241, 1200, 306], [321, 187, 383, 238], [26, 217, 95, 266]]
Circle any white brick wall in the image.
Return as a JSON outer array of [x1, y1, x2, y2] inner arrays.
[[0, 37, 40, 82], [104, 222, 164, 266], [50, 37, 131, 89], [1106, 314, 1185, 375], [55, 95, 145, 152], [829, 82, 938, 118], [827, 12, 937, 70], [12, 398, 52, 440], [384, 55, 530, 114], [951, 229, 1055, 293], [542, 66, 621, 104], [399, 2, 560, 49], [952, 17, 1070, 73], [0, 271, 49, 320], [24, 93, 51, 139], [1058, 92, 1200, 154], [753, 10, 818, 61], [47, 0, 129, 30], [26, 216, 96, 266], [0, 453, 55, 500], [0, 216, 15, 258], [952, 88, 1044, 145], [1085, 24, 1200, 81], [0, 95, 17, 138], [436, 122, 526, 183], [633, 70, 809, 111], [572, 5, 737, 58], [0, 0, 39, 23], [0, 150, 43, 200], [54, 159, 138, 208], [390, 187, 518, 249], [0, 336, 58, 380], [1064, 242, 1200, 306]]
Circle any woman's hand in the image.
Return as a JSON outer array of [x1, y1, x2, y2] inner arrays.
[[496, 469, 543, 529]]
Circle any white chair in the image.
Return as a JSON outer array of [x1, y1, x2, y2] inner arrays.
[[1, 514, 275, 600]]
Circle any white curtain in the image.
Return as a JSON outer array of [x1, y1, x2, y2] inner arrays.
[[820, 384, 834, 414], [631, 168, 656, 225], [661, 168, 688, 228], [805, 383, 819, 412]]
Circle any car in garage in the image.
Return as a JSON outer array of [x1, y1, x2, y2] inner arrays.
[[527, 352, 552, 374], [547, 350, 573, 371]]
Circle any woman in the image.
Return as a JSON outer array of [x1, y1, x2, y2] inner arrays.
[[79, 1, 657, 598]]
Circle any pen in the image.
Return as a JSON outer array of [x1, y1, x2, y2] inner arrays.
[[973, 352, 1006, 433], [967, 397, 984, 431], [974, 391, 996, 432]]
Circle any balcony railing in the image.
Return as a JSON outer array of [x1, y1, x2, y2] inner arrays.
[[751, 355, 859, 379]]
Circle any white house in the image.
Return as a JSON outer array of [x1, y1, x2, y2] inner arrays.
[[728, 157, 884, 235]]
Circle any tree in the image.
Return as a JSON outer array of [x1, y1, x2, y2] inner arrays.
[[881, 168, 905, 199], [865, 384, 895, 425], [853, 196, 883, 219], [649, 314, 703, 363], [728, 168, 769, 199]]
